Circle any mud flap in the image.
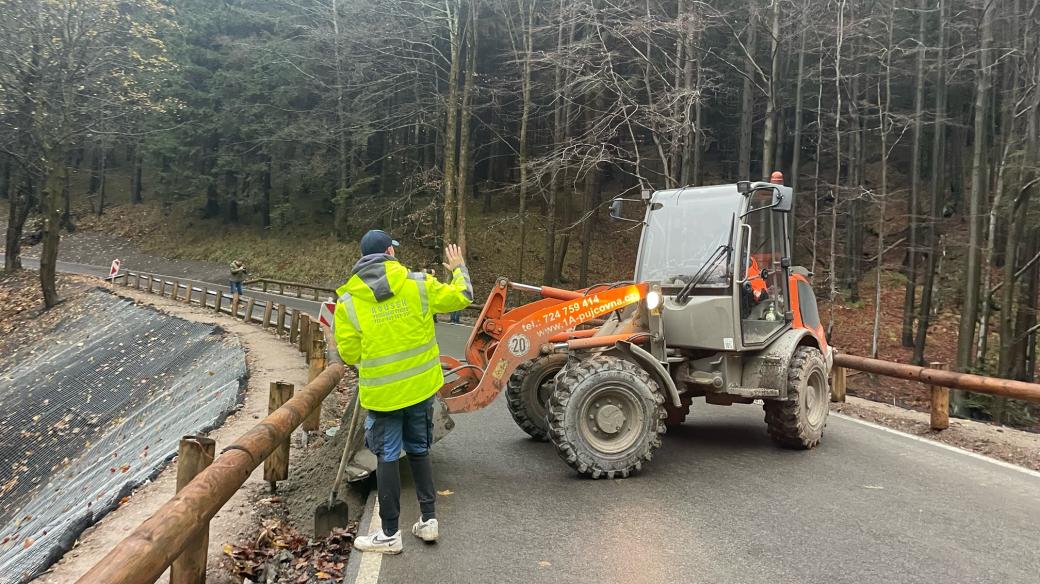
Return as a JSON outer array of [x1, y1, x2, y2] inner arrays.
[[342, 395, 456, 483]]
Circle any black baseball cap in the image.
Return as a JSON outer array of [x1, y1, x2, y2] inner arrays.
[[360, 229, 400, 255]]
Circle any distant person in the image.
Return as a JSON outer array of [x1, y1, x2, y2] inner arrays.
[[229, 259, 247, 298], [335, 230, 472, 554]]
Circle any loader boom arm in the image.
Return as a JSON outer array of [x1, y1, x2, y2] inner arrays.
[[439, 279, 649, 413]]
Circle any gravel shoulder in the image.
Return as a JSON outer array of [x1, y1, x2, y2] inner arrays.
[[832, 396, 1040, 471]]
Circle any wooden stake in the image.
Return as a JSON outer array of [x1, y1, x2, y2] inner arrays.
[[214, 291, 223, 313], [276, 304, 287, 335], [231, 294, 240, 318], [299, 314, 313, 355], [244, 298, 256, 322], [169, 436, 216, 584], [135, 273, 142, 289], [830, 365, 847, 403], [263, 382, 295, 490], [289, 310, 301, 344], [930, 362, 950, 430], [303, 335, 327, 432], [147, 276, 154, 294], [185, 285, 194, 305], [262, 301, 273, 330], [171, 281, 180, 301]]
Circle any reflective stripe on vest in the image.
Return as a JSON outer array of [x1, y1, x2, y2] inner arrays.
[[360, 338, 437, 369], [408, 272, 429, 316], [358, 354, 441, 387], [338, 292, 360, 330]]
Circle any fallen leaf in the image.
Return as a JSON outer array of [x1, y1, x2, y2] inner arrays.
[[538, 561, 551, 568], [315, 572, 332, 580], [23, 538, 33, 549], [436, 489, 454, 496]]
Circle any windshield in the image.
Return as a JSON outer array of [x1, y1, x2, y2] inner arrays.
[[635, 186, 742, 287]]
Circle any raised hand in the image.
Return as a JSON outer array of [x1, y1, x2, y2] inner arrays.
[[442, 244, 466, 271]]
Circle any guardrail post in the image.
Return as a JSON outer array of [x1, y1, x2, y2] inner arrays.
[[262, 301, 273, 329], [171, 281, 180, 301], [134, 273, 142, 289], [313, 287, 319, 301], [169, 436, 216, 584], [184, 285, 193, 305], [303, 333, 327, 432], [147, 276, 155, 294], [244, 298, 255, 322], [929, 362, 950, 431], [263, 382, 294, 492], [263, 281, 269, 292], [289, 309, 301, 344], [295, 285, 302, 299], [214, 290, 223, 313], [276, 304, 287, 335], [122, 273, 130, 287], [299, 314, 312, 355], [231, 294, 240, 317], [830, 365, 847, 402]]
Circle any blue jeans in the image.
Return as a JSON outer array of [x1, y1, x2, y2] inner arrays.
[[364, 396, 434, 463], [229, 281, 244, 295]]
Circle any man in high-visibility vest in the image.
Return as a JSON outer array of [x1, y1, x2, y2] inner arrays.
[[335, 229, 472, 554]]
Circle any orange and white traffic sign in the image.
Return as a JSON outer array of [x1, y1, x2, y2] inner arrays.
[[109, 259, 121, 279], [318, 300, 336, 328]]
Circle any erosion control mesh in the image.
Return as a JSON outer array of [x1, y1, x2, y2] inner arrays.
[[0, 290, 247, 583]]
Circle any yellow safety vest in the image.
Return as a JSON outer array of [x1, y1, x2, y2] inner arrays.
[[334, 255, 472, 411]]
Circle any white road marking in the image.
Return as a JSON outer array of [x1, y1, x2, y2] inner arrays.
[[354, 499, 384, 584], [833, 412, 1040, 480]]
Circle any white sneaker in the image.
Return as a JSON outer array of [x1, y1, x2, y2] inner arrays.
[[411, 517, 439, 542], [353, 529, 403, 554]]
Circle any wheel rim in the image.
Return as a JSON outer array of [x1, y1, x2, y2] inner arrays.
[[577, 384, 646, 455], [804, 368, 828, 426]]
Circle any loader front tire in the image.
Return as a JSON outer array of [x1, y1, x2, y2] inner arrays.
[[506, 354, 568, 441], [548, 355, 666, 479], [763, 346, 829, 449]]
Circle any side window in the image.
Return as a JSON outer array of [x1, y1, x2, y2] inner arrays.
[[741, 189, 787, 345]]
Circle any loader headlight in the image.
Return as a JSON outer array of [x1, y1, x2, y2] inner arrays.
[[646, 290, 662, 311]]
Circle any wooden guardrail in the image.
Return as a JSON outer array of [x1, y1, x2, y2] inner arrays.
[[84, 270, 345, 584], [243, 277, 336, 301], [830, 352, 1040, 430]]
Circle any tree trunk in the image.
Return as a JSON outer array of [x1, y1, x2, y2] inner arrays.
[[130, 142, 143, 204], [40, 147, 67, 308], [331, 0, 351, 239], [4, 173, 33, 273], [828, 0, 847, 331], [956, 0, 994, 374], [0, 154, 10, 200], [543, 0, 572, 285], [872, 12, 894, 359], [760, 0, 780, 180], [441, 0, 463, 251], [811, 37, 824, 271], [901, 0, 928, 348], [789, 2, 807, 195], [96, 147, 107, 219], [912, 0, 946, 365], [738, 9, 757, 180], [516, 0, 534, 282], [260, 154, 272, 228], [455, 0, 477, 251]]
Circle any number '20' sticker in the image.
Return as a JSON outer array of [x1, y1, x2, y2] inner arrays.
[[508, 334, 531, 357]]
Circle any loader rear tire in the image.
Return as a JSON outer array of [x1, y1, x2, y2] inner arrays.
[[506, 354, 568, 441], [763, 346, 829, 449], [548, 355, 666, 479]]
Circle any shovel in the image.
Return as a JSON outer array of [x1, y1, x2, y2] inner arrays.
[[314, 389, 364, 537]]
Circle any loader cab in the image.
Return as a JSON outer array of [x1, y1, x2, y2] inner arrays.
[[631, 177, 793, 353]]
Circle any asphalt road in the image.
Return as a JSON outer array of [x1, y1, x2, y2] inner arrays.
[[368, 324, 1040, 584]]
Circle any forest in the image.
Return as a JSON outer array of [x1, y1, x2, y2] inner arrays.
[[1, 0, 1038, 400]]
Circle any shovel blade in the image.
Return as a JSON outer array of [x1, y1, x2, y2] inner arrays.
[[314, 500, 350, 538]]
